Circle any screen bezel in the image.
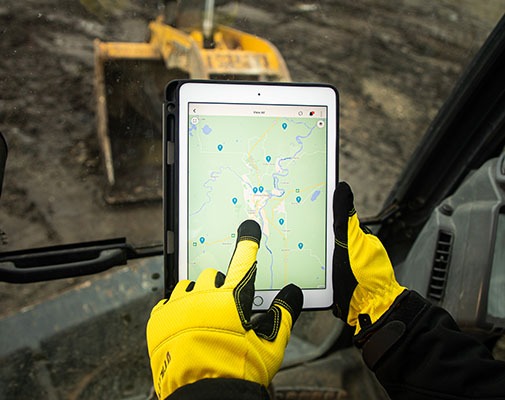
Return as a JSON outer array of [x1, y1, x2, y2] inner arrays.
[[176, 81, 338, 310]]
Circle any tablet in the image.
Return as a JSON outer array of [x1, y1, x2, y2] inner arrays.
[[163, 80, 338, 310]]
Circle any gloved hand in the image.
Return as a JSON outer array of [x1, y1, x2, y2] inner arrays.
[[146, 220, 303, 399], [332, 182, 406, 336]]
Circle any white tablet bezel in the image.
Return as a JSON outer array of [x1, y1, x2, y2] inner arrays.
[[176, 81, 337, 310]]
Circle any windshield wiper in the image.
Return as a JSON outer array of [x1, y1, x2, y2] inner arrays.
[[0, 238, 163, 283]]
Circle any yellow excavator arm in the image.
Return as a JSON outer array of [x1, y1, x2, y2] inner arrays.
[[94, 15, 291, 203]]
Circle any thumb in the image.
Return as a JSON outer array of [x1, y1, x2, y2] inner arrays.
[[253, 284, 303, 341], [333, 181, 355, 246]]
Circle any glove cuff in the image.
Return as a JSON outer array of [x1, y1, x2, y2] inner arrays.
[[168, 378, 270, 400], [350, 281, 406, 331], [353, 290, 429, 369]]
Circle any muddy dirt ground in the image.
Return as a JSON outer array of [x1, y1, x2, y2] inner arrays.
[[0, 0, 504, 312]]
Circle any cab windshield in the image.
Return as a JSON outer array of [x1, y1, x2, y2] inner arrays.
[[0, 1, 504, 398]]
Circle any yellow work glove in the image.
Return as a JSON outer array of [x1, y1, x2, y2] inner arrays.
[[332, 182, 406, 335], [146, 220, 303, 399]]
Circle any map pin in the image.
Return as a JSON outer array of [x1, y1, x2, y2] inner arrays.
[[298, 242, 304, 250], [279, 218, 284, 225], [296, 196, 301, 203], [232, 197, 238, 205], [253, 187, 258, 194], [259, 186, 264, 193], [266, 155, 271, 162], [217, 144, 223, 151], [199, 237, 205, 244], [282, 123, 287, 130]]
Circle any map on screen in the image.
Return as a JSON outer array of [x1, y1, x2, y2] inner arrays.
[[187, 104, 328, 290]]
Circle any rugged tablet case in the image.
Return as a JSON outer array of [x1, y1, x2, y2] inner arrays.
[[163, 79, 183, 298], [162, 79, 339, 302]]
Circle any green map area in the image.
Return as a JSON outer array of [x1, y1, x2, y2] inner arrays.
[[188, 115, 328, 290]]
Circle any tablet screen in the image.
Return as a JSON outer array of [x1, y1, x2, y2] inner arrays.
[[186, 102, 328, 291]]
